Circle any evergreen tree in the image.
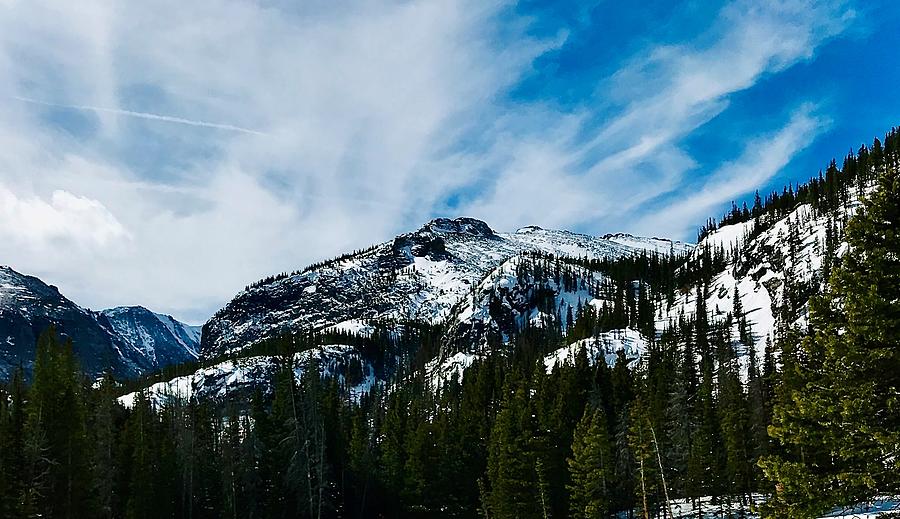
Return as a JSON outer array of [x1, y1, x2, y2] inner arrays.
[[22, 327, 92, 518], [0, 370, 27, 517], [567, 406, 613, 519], [627, 396, 659, 519], [487, 383, 541, 519], [763, 157, 900, 517], [89, 373, 125, 519]]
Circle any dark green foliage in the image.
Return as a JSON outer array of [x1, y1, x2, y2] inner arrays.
[[567, 406, 614, 519], [762, 128, 900, 518], [23, 327, 92, 518], [486, 381, 543, 519]]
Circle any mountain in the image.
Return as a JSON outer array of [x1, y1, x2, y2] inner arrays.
[[99, 306, 201, 367], [121, 219, 686, 405], [0, 266, 199, 380], [201, 217, 690, 358], [660, 182, 868, 359], [118, 343, 372, 408], [127, 193, 857, 405], [17, 128, 896, 518]]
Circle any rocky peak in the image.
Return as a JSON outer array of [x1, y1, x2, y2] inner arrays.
[[421, 217, 497, 238]]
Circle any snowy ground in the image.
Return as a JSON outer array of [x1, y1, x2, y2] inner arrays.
[[643, 496, 900, 519], [544, 328, 647, 373]]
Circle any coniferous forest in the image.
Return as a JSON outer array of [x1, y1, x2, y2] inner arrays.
[[0, 128, 898, 519]]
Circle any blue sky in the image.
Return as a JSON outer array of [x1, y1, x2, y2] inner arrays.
[[0, 0, 897, 323]]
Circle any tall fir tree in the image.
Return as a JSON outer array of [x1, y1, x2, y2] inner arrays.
[[763, 153, 900, 517], [567, 406, 614, 519], [22, 327, 91, 518]]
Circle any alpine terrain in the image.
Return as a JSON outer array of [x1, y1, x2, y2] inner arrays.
[[1, 128, 899, 519], [0, 266, 199, 380]]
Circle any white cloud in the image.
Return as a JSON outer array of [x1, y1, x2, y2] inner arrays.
[[455, 0, 854, 232], [0, 185, 129, 249], [0, 0, 556, 322], [631, 104, 829, 238]]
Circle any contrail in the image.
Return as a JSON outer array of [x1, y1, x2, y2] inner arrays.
[[12, 95, 266, 136]]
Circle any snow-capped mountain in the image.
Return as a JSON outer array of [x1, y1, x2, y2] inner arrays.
[[446, 254, 606, 340], [201, 217, 690, 359], [0, 266, 200, 380], [428, 189, 862, 385], [99, 306, 201, 366], [128, 187, 858, 403], [425, 250, 656, 386]]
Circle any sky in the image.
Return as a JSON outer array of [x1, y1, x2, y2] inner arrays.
[[0, 0, 898, 324]]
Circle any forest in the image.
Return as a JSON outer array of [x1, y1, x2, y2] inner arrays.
[[0, 128, 898, 519]]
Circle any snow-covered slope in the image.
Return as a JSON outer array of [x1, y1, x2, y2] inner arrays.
[[660, 189, 864, 358], [442, 253, 608, 346], [0, 266, 200, 380], [201, 217, 690, 359], [118, 344, 377, 408], [428, 188, 862, 386], [425, 247, 652, 386], [543, 328, 648, 373]]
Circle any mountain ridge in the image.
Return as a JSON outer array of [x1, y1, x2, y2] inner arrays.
[[200, 217, 691, 359], [0, 265, 200, 380]]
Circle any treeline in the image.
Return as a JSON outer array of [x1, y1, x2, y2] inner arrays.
[[0, 300, 772, 518], [699, 127, 899, 241], [239, 243, 383, 294], [115, 319, 443, 399]]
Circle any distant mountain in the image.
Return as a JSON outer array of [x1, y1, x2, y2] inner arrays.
[[0, 266, 199, 380], [425, 188, 863, 385], [121, 219, 687, 405], [99, 306, 201, 367]]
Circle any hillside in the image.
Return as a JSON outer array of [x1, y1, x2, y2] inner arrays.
[[201, 217, 688, 358], [10, 127, 900, 519]]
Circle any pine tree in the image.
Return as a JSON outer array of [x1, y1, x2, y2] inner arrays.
[[89, 373, 125, 519], [22, 328, 92, 518], [733, 286, 752, 348], [628, 396, 659, 519], [220, 405, 244, 519], [688, 361, 722, 500], [762, 157, 900, 517], [567, 406, 613, 519], [0, 370, 27, 517], [487, 383, 541, 519], [746, 344, 769, 489], [665, 330, 696, 498], [125, 390, 163, 519]]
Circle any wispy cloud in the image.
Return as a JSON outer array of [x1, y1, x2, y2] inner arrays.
[[632, 104, 830, 238], [455, 0, 855, 232], [12, 96, 267, 135], [0, 0, 554, 321], [0, 0, 859, 322]]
